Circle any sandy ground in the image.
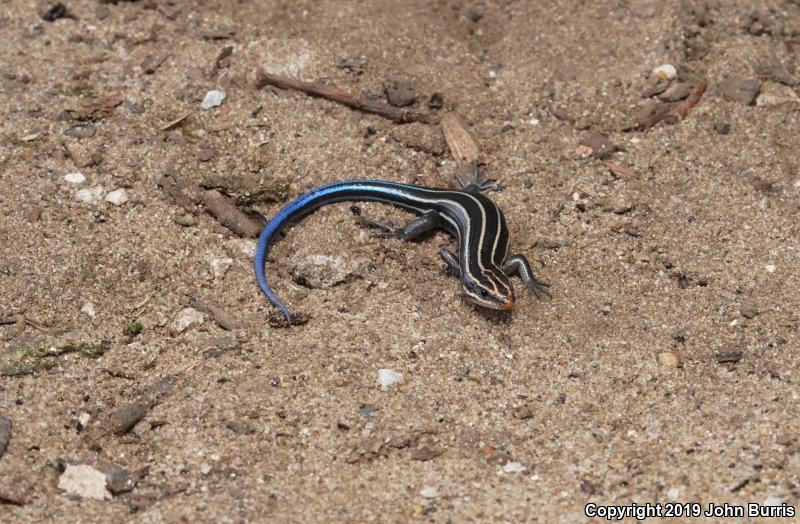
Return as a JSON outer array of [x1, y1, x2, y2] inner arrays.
[[2, 0, 800, 522]]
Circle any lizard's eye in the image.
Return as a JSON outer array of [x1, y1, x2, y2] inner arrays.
[[478, 288, 489, 298]]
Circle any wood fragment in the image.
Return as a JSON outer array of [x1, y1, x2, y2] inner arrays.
[[441, 114, 479, 166], [255, 71, 435, 124], [189, 299, 245, 331], [158, 110, 194, 131], [664, 81, 707, 123], [202, 190, 265, 238]]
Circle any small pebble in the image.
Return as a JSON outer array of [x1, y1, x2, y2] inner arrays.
[[427, 92, 444, 109], [81, 302, 96, 318], [175, 213, 197, 227], [719, 77, 759, 106], [99, 463, 135, 495], [378, 369, 403, 387], [579, 132, 618, 159], [210, 257, 233, 280], [765, 264, 776, 273], [358, 404, 376, 417], [201, 90, 226, 110], [201, 463, 212, 475], [384, 79, 416, 107], [756, 82, 800, 107], [502, 462, 526, 474], [659, 82, 693, 102], [171, 307, 205, 334], [420, 486, 439, 498], [658, 351, 680, 368], [109, 400, 150, 435], [651, 64, 677, 80], [64, 125, 97, 139], [465, 10, 483, 22], [75, 186, 104, 205], [41, 3, 70, 22], [105, 189, 129, 206], [763, 495, 783, 506], [64, 172, 86, 184], [58, 465, 112, 500], [713, 122, 730, 135], [740, 306, 757, 319]]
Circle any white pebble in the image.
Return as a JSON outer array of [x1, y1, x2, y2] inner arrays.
[[210, 257, 234, 280], [765, 264, 776, 273], [105, 188, 129, 206], [81, 302, 96, 318], [58, 464, 112, 500], [64, 172, 86, 184], [171, 307, 205, 334], [502, 462, 526, 474], [377, 368, 403, 387], [652, 64, 677, 79], [201, 89, 226, 109], [75, 186, 104, 204], [228, 238, 257, 258], [200, 463, 212, 475], [763, 495, 782, 506], [419, 486, 438, 498], [78, 412, 92, 426], [529, 117, 540, 126], [666, 487, 681, 500]]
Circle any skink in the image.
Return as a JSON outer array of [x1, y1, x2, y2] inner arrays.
[[255, 179, 549, 323]]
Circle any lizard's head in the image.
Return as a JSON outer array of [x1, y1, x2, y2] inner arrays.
[[462, 271, 515, 311]]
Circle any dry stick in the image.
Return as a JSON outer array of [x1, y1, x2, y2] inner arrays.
[[665, 81, 708, 123], [255, 71, 436, 124], [202, 189, 264, 238]]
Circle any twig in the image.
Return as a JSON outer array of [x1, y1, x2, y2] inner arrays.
[[255, 71, 435, 124], [665, 81, 707, 123], [128, 293, 154, 312], [0, 319, 15, 326], [202, 190, 264, 238], [158, 110, 194, 131]]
